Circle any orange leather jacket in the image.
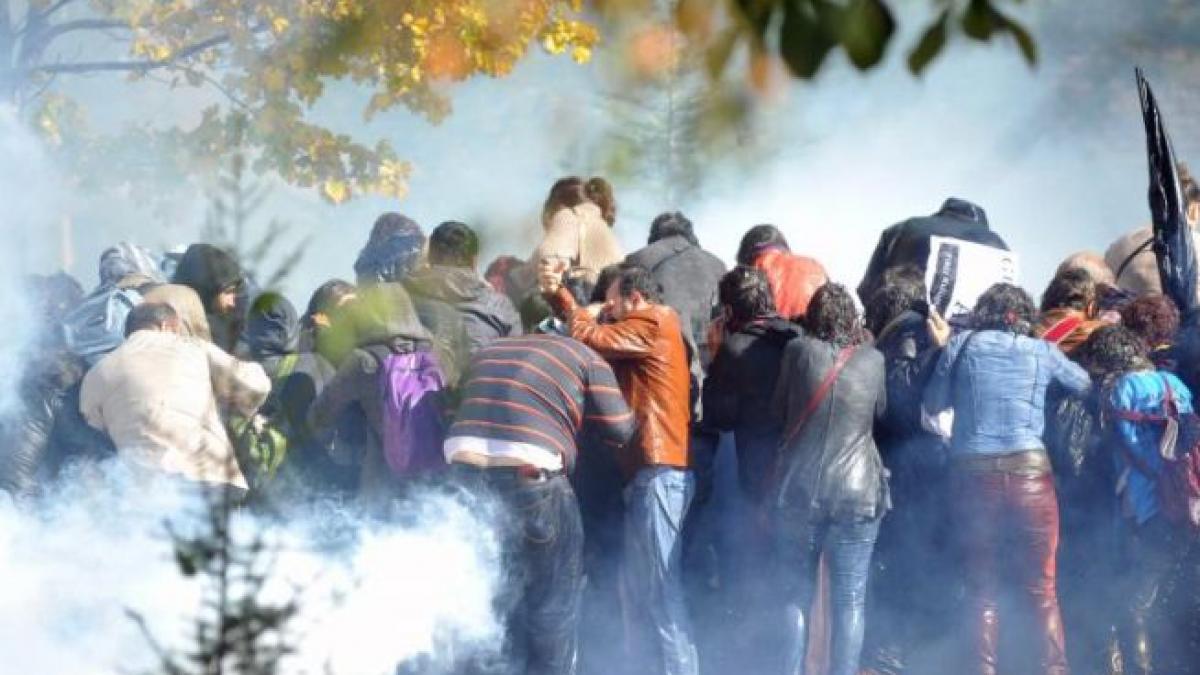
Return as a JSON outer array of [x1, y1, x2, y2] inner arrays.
[[558, 289, 691, 476], [753, 248, 828, 320]]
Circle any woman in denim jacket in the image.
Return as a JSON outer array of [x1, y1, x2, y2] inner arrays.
[[924, 283, 1090, 675]]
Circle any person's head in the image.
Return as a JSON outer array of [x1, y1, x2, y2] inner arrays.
[[604, 264, 662, 321], [591, 264, 624, 304], [649, 211, 698, 246], [972, 282, 1036, 336], [428, 220, 480, 269], [543, 176, 617, 226], [354, 216, 426, 284], [484, 255, 524, 297], [305, 279, 357, 323], [1056, 251, 1115, 287], [172, 243, 243, 315], [125, 302, 180, 337], [99, 242, 162, 288], [736, 225, 790, 266], [1079, 324, 1152, 379], [864, 266, 926, 335], [804, 283, 863, 348], [718, 266, 776, 327], [1040, 268, 1097, 316], [368, 212, 422, 244], [245, 292, 300, 358], [1121, 293, 1180, 350]]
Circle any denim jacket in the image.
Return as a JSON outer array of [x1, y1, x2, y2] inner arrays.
[[924, 330, 1091, 456], [1110, 370, 1195, 525]]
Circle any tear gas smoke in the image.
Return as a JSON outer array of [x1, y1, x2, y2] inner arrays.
[[0, 463, 504, 674]]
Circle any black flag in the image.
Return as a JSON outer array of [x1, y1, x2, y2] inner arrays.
[[1138, 67, 1197, 311]]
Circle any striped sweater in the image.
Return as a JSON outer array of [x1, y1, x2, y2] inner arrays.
[[448, 334, 635, 469]]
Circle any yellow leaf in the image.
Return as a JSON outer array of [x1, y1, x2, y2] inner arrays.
[[571, 45, 591, 63], [322, 180, 350, 204], [271, 16, 289, 35]]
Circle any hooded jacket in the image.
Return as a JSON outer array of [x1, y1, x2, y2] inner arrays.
[[404, 265, 523, 355], [534, 202, 624, 285], [857, 197, 1009, 304], [626, 235, 727, 365], [98, 242, 163, 290], [354, 227, 426, 285], [173, 244, 242, 311], [307, 283, 436, 499], [772, 336, 889, 519]]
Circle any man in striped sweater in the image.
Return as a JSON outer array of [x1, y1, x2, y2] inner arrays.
[[445, 333, 634, 675]]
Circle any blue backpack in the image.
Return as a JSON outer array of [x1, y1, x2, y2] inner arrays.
[[62, 287, 143, 366]]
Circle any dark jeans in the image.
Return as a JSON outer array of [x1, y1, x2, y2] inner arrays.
[[775, 510, 881, 675], [953, 466, 1067, 675], [455, 466, 584, 675], [863, 442, 953, 674], [1116, 515, 1195, 675]]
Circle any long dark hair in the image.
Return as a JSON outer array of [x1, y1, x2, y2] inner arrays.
[[804, 283, 865, 348]]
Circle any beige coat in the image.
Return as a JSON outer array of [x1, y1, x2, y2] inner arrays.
[[142, 284, 213, 342], [80, 330, 270, 489], [1105, 225, 1200, 296], [533, 202, 624, 284]]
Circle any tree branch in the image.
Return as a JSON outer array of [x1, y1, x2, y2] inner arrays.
[[38, 18, 131, 45], [40, 0, 80, 21], [30, 33, 229, 74]]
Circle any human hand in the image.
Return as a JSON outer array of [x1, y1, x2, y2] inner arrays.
[[927, 308, 951, 347]]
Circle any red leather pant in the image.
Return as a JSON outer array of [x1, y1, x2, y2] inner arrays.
[[954, 467, 1069, 675]]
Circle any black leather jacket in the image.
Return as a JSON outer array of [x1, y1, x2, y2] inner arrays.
[[771, 335, 889, 519]]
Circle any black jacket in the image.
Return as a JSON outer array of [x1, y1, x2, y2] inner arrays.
[[626, 235, 727, 364], [873, 310, 941, 448], [404, 265, 523, 355], [0, 349, 110, 498], [703, 317, 800, 499], [857, 198, 1009, 304], [771, 336, 889, 519]]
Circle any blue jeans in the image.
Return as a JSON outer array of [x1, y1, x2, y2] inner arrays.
[[775, 513, 881, 675], [623, 466, 699, 675]]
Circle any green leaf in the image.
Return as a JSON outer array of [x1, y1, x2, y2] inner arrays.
[[995, 12, 1038, 64], [780, 0, 839, 79], [907, 9, 950, 75], [961, 0, 998, 41], [840, 0, 896, 70]]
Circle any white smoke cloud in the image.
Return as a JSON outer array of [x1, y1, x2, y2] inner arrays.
[[0, 463, 504, 674]]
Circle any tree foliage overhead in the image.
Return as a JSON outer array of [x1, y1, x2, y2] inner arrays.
[[4, 0, 599, 203]]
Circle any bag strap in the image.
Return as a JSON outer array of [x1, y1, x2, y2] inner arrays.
[[1115, 236, 1155, 285], [1042, 315, 1085, 345], [781, 346, 856, 448]]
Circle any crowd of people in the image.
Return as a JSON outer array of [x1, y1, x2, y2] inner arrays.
[[7, 170, 1200, 675]]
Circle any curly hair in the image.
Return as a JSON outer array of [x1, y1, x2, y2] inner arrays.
[[864, 266, 926, 336], [1040, 268, 1096, 314], [973, 282, 1036, 336], [719, 266, 776, 327], [804, 282, 864, 348], [1121, 293, 1180, 349], [1079, 324, 1152, 380]]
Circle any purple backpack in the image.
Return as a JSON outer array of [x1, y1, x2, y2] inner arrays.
[[378, 350, 448, 476]]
